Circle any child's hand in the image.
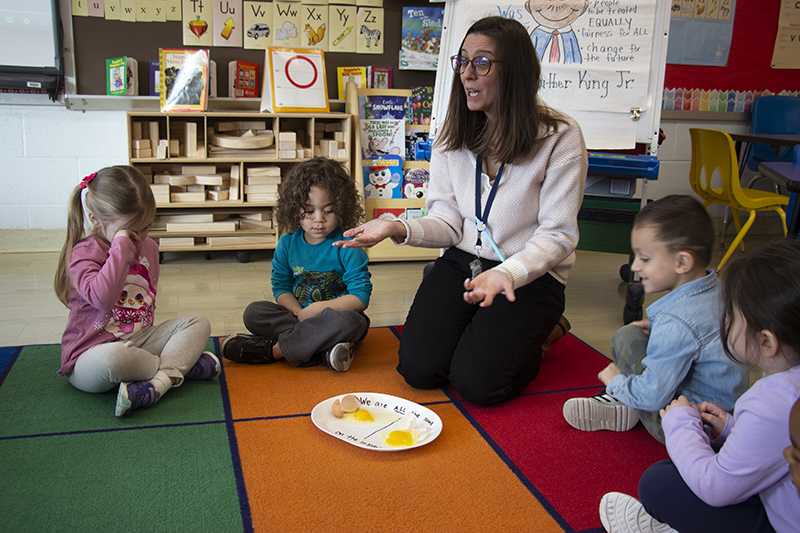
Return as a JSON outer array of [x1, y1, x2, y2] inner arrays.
[[630, 320, 651, 335], [113, 228, 142, 247], [296, 302, 324, 322], [697, 401, 728, 439], [598, 363, 621, 385], [659, 395, 698, 418]]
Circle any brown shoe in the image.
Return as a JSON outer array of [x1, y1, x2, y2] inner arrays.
[[541, 316, 571, 358]]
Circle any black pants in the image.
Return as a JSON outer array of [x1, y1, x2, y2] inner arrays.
[[640, 460, 776, 533], [397, 247, 565, 406]]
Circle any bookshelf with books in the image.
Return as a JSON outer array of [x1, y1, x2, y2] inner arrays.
[[127, 110, 351, 261], [345, 83, 439, 262]]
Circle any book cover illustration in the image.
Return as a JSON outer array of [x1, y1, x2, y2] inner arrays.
[[402, 167, 429, 199], [399, 6, 444, 71], [373, 208, 406, 221], [410, 86, 433, 125], [229, 60, 259, 97], [405, 126, 429, 160], [149, 59, 160, 96], [360, 118, 404, 159], [337, 66, 367, 99], [106, 57, 137, 96], [358, 94, 408, 121], [369, 66, 392, 89], [160, 49, 210, 112], [363, 155, 403, 199]]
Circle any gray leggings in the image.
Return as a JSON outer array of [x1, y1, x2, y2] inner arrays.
[[68, 313, 211, 393], [610, 323, 666, 443]]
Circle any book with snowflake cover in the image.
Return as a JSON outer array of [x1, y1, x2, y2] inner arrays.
[[159, 48, 209, 112], [358, 94, 409, 122]]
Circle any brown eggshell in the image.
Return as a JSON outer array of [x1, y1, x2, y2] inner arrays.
[[331, 399, 344, 418], [340, 394, 361, 413]]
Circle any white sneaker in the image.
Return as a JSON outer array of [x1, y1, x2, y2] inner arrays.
[[599, 492, 678, 533], [563, 392, 640, 432], [323, 342, 354, 372]]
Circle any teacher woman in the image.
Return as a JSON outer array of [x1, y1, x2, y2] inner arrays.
[[335, 16, 588, 406]]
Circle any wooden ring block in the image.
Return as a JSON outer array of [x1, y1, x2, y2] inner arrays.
[[209, 131, 274, 149]]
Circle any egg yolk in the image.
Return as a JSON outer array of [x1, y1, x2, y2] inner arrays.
[[353, 409, 374, 422], [386, 430, 413, 447]]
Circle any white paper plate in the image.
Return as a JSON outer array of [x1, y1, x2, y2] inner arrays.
[[311, 392, 443, 451]]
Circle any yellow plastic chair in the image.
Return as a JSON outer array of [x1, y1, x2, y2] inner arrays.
[[688, 128, 789, 270]]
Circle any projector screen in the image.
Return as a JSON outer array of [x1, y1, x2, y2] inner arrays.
[[0, 0, 61, 94]]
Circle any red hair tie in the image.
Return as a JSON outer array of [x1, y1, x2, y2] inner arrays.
[[80, 172, 97, 189]]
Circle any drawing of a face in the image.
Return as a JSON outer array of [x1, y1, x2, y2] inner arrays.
[[525, 0, 588, 29], [108, 282, 154, 336]]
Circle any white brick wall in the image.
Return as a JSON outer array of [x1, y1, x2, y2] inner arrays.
[[0, 104, 128, 229]]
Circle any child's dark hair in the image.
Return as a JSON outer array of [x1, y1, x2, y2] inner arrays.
[[54, 166, 155, 306], [276, 157, 364, 232], [633, 194, 714, 267], [720, 239, 800, 365]]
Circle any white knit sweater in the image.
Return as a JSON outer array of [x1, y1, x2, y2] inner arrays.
[[398, 114, 588, 288]]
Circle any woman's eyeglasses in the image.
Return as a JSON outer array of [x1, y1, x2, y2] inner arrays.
[[450, 55, 501, 76]]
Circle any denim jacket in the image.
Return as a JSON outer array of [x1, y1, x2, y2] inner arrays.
[[607, 270, 750, 413]]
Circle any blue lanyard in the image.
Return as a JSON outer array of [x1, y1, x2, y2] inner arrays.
[[474, 155, 506, 261]]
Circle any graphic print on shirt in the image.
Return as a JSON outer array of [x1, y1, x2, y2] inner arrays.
[[105, 258, 156, 339], [292, 267, 346, 307]]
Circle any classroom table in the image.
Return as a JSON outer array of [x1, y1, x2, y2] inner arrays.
[[728, 132, 800, 178], [758, 161, 800, 239]]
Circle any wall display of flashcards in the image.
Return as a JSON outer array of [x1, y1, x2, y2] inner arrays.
[[136, 0, 153, 22], [104, 1, 121, 20], [329, 4, 357, 53], [356, 7, 384, 54], [302, 4, 329, 50], [166, 0, 182, 20], [272, 2, 303, 47], [244, 1, 273, 50], [182, 0, 213, 46], [213, 0, 243, 48], [120, 0, 137, 22], [88, 0, 104, 17], [260, 46, 329, 113], [152, 0, 167, 22]]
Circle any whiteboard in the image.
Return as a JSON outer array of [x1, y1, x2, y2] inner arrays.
[[430, 0, 671, 152]]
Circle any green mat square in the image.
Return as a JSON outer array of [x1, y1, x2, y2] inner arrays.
[[0, 424, 244, 532], [0, 342, 225, 438]]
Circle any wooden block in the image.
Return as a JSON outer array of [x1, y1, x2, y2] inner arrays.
[[162, 174, 193, 186], [153, 195, 170, 204], [333, 131, 345, 142], [166, 221, 238, 232], [278, 140, 296, 150], [229, 165, 240, 201], [138, 165, 152, 176], [324, 122, 341, 132], [314, 122, 325, 131], [238, 211, 272, 221], [304, 148, 312, 158], [131, 121, 143, 140], [337, 148, 347, 159], [278, 150, 296, 159], [148, 122, 160, 150], [150, 184, 170, 195], [216, 121, 267, 132], [314, 145, 322, 157], [169, 139, 180, 156], [187, 184, 206, 193], [278, 131, 296, 141], [238, 218, 273, 230], [184, 122, 197, 157], [208, 189, 229, 201], [245, 184, 279, 194], [195, 140, 205, 159], [170, 191, 206, 203], [247, 166, 281, 177], [181, 165, 217, 174], [244, 193, 278, 202], [157, 140, 168, 159], [206, 235, 276, 246], [159, 237, 196, 246], [193, 174, 227, 186], [132, 139, 150, 149], [156, 213, 220, 224], [247, 176, 281, 185], [133, 148, 152, 158]]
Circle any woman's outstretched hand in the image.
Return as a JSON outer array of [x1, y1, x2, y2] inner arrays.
[[333, 219, 406, 248], [462, 269, 514, 307]]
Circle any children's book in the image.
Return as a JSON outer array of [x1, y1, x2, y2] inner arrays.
[[360, 118, 404, 159], [399, 6, 444, 71], [368, 66, 392, 89], [402, 167, 430, 199], [149, 59, 160, 96], [106, 57, 138, 96], [208, 60, 217, 98], [373, 208, 406, 220], [337, 66, 367, 99], [228, 60, 259, 98], [159, 49, 209, 112], [358, 94, 409, 121], [363, 155, 404, 199], [410, 86, 434, 125], [405, 126, 429, 160]]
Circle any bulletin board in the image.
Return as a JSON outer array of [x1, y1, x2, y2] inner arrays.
[[68, 0, 436, 99], [432, 0, 671, 151], [664, 0, 800, 93]]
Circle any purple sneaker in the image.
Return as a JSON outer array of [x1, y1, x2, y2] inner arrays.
[[115, 381, 160, 417], [185, 351, 221, 380]]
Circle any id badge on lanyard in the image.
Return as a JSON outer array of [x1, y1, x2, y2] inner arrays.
[[471, 155, 506, 279]]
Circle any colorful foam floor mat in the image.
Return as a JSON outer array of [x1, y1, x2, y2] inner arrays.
[[0, 328, 668, 532]]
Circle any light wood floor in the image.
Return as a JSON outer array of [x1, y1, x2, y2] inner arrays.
[[0, 230, 781, 362]]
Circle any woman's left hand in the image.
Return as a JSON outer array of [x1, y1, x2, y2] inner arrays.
[[463, 270, 515, 307]]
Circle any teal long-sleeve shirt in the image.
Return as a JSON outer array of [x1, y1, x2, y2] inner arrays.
[[271, 228, 372, 308]]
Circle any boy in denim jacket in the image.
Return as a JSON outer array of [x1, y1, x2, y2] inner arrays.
[[563, 195, 750, 443]]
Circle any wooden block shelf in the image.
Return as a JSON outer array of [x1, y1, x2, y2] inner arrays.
[[128, 110, 351, 261]]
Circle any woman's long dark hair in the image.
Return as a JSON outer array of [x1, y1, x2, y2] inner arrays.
[[436, 16, 566, 164]]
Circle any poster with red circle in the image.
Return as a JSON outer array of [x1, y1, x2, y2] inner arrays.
[[260, 46, 330, 113]]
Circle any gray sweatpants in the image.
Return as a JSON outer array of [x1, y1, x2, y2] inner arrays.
[[610, 323, 666, 443], [242, 301, 369, 367], [68, 312, 211, 393]]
